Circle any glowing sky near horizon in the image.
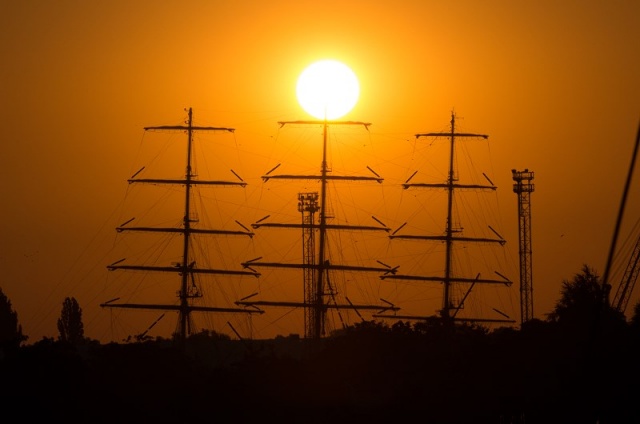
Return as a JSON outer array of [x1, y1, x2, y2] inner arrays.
[[0, 0, 638, 343]]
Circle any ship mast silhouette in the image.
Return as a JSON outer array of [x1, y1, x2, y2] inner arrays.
[[238, 119, 399, 339], [102, 108, 262, 343], [379, 112, 514, 324]]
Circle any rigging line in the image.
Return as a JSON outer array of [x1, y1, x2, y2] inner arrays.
[[101, 309, 138, 344], [609, 214, 640, 285], [255, 126, 284, 216], [148, 130, 183, 177], [230, 130, 253, 204], [257, 306, 300, 334], [231, 128, 242, 167], [128, 130, 149, 183], [28, 189, 139, 336], [602, 120, 640, 290], [116, 130, 151, 241]]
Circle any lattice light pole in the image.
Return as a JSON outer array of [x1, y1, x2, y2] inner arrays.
[[512, 169, 535, 324], [298, 192, 319, 339]]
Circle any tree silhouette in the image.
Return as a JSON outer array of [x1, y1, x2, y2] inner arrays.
[[57, 297, 84, 344], [547, 264, 608, 324], [547, 264, 627, 350], [630, 301, 640, 332], [0, 286, 26, 352]]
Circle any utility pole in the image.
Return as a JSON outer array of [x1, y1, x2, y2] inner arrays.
[[512, 168, 535, 324]]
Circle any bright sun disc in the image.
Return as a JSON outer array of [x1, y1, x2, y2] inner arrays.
[[296, 60, 359, 120]]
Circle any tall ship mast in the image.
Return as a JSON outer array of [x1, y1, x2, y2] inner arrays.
[[102, 108, 262, 343], [378, 111, 515, 325], [238, 119, 399, 339]]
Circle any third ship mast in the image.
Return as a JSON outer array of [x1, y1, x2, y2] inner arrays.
[[379, 111, 514, 325]]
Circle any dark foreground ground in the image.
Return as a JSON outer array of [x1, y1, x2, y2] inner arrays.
[[2, 320, 639, 424]]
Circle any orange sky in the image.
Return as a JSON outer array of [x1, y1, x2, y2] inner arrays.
[[1, 1, 639, 343]]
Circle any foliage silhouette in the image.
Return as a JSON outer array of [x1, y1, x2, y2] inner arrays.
[[547, 264, 626, 338], [0, 286, 26, 353], [630, 301, 640, 335], [2, 265, 640, 423], [57, 297, 85, 345], [547, 264, 604, 322]]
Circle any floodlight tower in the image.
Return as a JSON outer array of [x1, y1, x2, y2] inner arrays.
[[512, 168, 535, 324], [298, 192, 320, 338]]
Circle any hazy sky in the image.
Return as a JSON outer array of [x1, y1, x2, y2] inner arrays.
[[1, 1, 639, 343]]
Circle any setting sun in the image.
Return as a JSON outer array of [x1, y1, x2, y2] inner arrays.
[[296, 59, 360, 120]]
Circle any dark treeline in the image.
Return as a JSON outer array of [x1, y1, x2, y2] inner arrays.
[[2, 265, 640, 424]]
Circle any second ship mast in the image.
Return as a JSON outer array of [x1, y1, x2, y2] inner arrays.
[[239, 119, 399, 339]]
